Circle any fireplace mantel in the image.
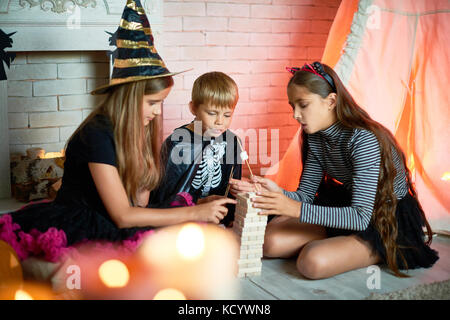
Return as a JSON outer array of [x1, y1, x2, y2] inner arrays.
[[0, 0, 164, 51], [0, 0, 164, 199]]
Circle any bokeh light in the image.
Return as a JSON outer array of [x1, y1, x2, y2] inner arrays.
[[98, 259, 130, 288], [441, 172, 450, 181], [15, 289, 33, 300], [153, 288, 186, 300], [176, 223, 205, 260]]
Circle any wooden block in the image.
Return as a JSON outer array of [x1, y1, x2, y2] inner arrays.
[[232, 225, 266, 238], [240, 243, 262, 251], [10, 153, 22, 162], [238, 265, 262, 275], [240, 239, 264, 246], [29, 180, 51, 201], [236, 200, 257, 211], [237, 258, 261, 266], [238, 260, 262, 267], [235, 215, 267, 224], [235, 207, 259, 217], [240, 234, 265, 242], [11, 158, 64, 184], [233, 219, 267, 232], [236, 192, 255, 199], [240, 236, 265, 243], [238, 263, 262, 270], [235, 220, 267, 228], [240, 271, 262, 278], [26, 147, 45, 160], [239, 249, 263, 259], [48, 178, 62, 200], [239, 251, 262, 260]]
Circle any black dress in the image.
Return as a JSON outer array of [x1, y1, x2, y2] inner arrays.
[[148, 123, 242, 227], [314, 177, 439, 270], [0, 115, 153, 262]]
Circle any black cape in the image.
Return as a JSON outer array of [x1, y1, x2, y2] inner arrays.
[[149, 124, 242, 226]]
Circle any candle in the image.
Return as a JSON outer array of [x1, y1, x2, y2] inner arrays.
[[138, 223, 239, 299]]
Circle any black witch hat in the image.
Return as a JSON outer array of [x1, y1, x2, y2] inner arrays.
[[91, 0, 188, 95]]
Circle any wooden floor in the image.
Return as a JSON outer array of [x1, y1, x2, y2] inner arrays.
[[237, 234, 450, 300]]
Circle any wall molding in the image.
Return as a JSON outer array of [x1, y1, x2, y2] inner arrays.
[[19, 0, 97, 14], [0, 0, 163, 51]]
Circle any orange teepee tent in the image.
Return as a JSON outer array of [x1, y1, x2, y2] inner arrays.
[[266, 0, 450, 231]]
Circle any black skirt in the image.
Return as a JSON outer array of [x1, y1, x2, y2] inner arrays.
[[313, 179, 439, 270], [0, 200, 153, 262]]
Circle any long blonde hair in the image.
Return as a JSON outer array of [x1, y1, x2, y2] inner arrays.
[[289, 64, 433, 277], [68, 77, 173, 205]]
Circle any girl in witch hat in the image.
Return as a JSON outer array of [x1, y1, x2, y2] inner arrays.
[[229, 62, 438, 279], [0, 0, 236, 263]]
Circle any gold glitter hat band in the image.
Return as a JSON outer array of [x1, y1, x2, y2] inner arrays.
[[91, 0, 189, 95], [90, 71, 189, 95]]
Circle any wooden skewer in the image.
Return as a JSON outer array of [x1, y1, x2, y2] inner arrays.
[[236, 138, 261, 192], [224, 165, 234, 198], [236, 138, 253, 174]]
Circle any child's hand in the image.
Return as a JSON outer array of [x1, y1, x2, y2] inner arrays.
[[197, 195, 223, 204], [250, 176, 283, 194], [251, 191, 301, 218], [229, 176, 282, 195], [194, 198, 237, 224], [228, 178, 256, 195]]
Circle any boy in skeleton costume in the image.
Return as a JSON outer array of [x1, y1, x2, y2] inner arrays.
[[149, 72, 242, 227]]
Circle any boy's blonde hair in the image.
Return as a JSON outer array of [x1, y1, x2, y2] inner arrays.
[[191, 71, 239, 109]]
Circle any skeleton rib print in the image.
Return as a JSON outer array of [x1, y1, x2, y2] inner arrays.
[[191, 141, 227, 196]]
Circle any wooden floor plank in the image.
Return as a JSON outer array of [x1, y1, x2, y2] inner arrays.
[[237, 235, 450, 300], [237, 278, 280, 300]]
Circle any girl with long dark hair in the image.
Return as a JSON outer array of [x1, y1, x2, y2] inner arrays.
[[230, 62, 438, 279]]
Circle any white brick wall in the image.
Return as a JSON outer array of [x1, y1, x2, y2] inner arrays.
[[8, 51, 109, 155], [162, 0, 341, 175], [6, 0, 341, 177]]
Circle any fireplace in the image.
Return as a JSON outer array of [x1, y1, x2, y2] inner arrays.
[[0, 0, 164, 201]]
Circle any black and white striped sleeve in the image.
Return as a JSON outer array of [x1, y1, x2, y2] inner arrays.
[[299, 130, 381, 231], [283, 147, 324, 203]]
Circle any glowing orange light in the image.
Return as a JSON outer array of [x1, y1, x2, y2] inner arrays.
[[408, 154, 416, 181], [98, 259, 130, 288], [176, 223, 205, 260], [441, 172, 450, 181], [42, 152, 64, 159], [15, 289, 33, 300], [153, 288, 186, 300]]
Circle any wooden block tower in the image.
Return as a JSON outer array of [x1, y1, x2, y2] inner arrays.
[[232, 192, 268, 278]]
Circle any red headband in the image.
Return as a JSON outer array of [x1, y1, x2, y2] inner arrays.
[[286, 62, 336, 91]]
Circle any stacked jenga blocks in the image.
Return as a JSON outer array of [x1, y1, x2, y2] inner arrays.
[[232, 192, 268, 278]]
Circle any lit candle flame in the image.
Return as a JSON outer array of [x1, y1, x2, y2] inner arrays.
[[153, 288, 186, 300], [15, 289, 33, 300], [176, 223, 205, 260], [442, 172, 450, 181], [98, 259, 130, 288]]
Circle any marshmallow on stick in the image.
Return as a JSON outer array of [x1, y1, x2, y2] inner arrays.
[[236, 139, 261, 192]]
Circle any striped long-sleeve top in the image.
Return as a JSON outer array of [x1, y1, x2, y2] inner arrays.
[[283, 121, 409, 231]]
